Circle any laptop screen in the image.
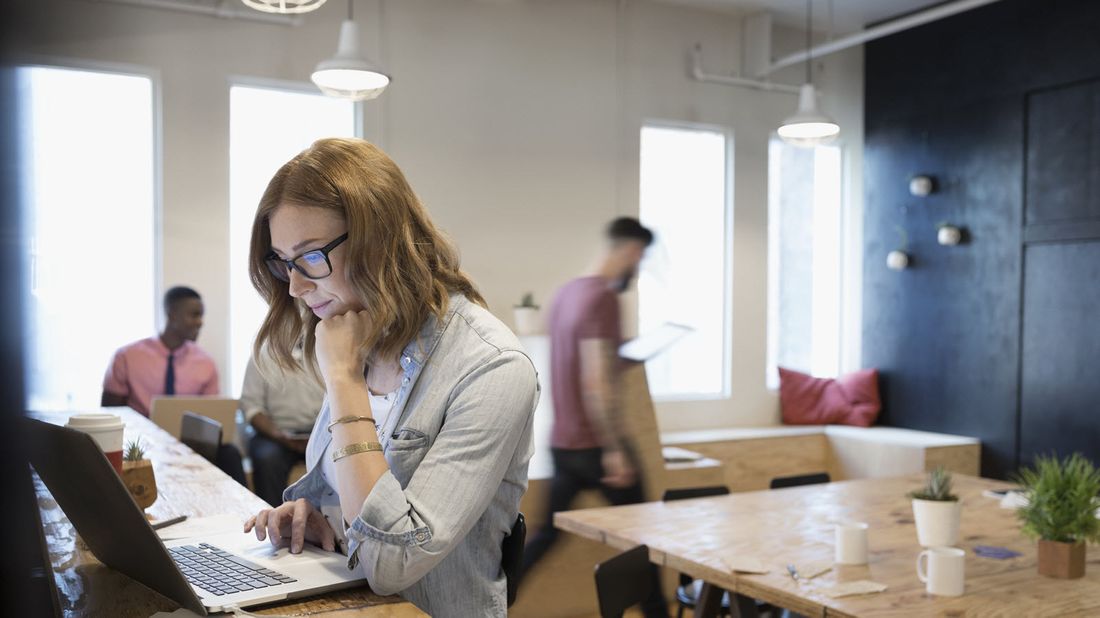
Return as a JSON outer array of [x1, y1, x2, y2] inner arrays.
[[24, 417, 207, 615]]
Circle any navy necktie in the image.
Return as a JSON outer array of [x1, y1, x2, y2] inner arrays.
[[165, 353, 175, 396]]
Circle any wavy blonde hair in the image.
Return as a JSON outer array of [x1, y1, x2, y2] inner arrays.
[[249, 137, 484, 374]]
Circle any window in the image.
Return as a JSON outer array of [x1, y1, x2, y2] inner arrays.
[[638, 124, 730, 399], [228, 84, 357, 394], [766, 139, 844, 387], [20, 66, 156, 411]]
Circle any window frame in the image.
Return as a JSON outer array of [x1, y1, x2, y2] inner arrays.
[[226, 76, 362, 394], [18, 58, 163, 410], [638, 119, 734, 402], [765, 138, 853, 389]]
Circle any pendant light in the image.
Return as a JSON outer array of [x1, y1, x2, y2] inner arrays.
[[311, 0, 390, 101], [241, 0, 327, 14], [777, 0, 839, 147]]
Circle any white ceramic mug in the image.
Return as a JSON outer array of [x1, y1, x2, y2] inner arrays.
[[67, 413, 126, 474], [917, 547, 965, 596], [835, 521, 869, 565]]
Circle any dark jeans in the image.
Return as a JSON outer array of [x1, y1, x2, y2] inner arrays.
[[523, 447, 668, 618], [215, 444, 248, 488], [249, 433, 305, 506]]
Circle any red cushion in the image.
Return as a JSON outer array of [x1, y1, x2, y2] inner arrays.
[[778, 367, 881, 427]]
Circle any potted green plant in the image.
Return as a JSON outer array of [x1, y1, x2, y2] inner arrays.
[[1015, 453, 1100, 579], [121, 437, 158, 510], [909, 467, 960, 547], [513, 292, 542, 336]]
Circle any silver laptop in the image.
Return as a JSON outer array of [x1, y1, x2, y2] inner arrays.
[[25, 417, 366, 615]]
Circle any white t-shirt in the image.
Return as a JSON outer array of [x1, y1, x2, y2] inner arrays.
[[319, 390, 396, 552]]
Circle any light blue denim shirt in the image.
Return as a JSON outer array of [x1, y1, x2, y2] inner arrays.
[[284, 294, 538, 617]]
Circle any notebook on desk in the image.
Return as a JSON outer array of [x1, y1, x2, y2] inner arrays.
[[25, 417, 366, 616]]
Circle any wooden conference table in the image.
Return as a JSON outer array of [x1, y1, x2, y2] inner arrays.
[[555, 474, 1100, 617], [31, 407, 424, 618]]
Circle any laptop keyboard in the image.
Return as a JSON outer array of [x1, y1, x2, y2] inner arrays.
[[169, 542, 298, 596]]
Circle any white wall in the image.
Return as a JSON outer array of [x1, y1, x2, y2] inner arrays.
[[12, 0, 862, 431]]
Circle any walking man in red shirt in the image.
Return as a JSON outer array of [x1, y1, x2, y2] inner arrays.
[[523, 217, 667, 617]]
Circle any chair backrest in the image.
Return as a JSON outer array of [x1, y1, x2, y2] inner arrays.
[[594, 545, 652, 618], [180, 412, 222, 463], [662, 485, 730, 502], [661, 486, 731, 588], [769, 472, 831, 489], [619, 364, 665, 501], [501, 513, 526, 607], [150, 397, 239, 446]]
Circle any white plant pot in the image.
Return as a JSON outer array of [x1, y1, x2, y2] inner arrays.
[[912, 499, 961, 547], [887, 250, 910, 271], [937, 226, 962, 246], [513, 307, 542, 336], [909, 175, 934, 197]]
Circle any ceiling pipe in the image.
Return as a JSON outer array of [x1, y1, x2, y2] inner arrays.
[[691, 44, 800, 94], [764, 0, 1003, 76], [91, 0, 303, 26]]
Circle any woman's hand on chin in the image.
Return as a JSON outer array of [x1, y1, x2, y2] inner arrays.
[[315, 309, 370, 386]]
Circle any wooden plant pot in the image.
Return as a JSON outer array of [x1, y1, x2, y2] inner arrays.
[[122, 459, 158, 510], [1037, 539, 1086, 579]]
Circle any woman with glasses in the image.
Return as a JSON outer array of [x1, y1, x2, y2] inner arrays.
[[242, 137, 538, 617]]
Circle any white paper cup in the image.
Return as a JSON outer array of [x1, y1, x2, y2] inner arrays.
[[835, 521, 869, 565], [917, 546, 965, 596], [67, 413, 126, 474]]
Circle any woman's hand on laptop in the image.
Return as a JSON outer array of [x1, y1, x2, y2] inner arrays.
[[244, 498, 336, 554]]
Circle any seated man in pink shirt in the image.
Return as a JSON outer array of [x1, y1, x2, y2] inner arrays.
[[102, 286, 217, 414], [102, 286, 245, 485]]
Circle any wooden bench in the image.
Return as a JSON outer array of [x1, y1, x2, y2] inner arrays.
[[662, 423, 981, 492]]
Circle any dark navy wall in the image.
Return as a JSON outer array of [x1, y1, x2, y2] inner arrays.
[[863, 0, 1100, 478]]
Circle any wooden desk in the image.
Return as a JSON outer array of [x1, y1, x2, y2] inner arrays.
[[32, 408, 425, 618], [555, 474, 1100, 617]]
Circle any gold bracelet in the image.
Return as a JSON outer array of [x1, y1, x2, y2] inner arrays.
[[332, 441, 383, 462], [327, 415, 377, 433]]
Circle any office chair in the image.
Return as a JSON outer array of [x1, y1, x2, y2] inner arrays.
[[662, 487, 733, 618], [594, 545, 653, 618], [769, 472, 831, 489], [180, 411, 222, 463], [501, 513, 526, 607]]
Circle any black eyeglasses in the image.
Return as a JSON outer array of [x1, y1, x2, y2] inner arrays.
[[265, 233, 349, 282]]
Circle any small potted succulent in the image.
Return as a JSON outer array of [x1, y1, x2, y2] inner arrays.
[[121, 437, 158, 510], [513, 292, 542, 336], [909, 467, 960, 547], [1015, 453, 1100, 579]]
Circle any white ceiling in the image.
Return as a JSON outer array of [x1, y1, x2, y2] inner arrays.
[[654, 0, 950, 33]]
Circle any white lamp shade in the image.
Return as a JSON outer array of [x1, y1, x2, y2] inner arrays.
[[311, 20, 390, 101], [777, 83, 839, 147], [241, 0, 327, 14]]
